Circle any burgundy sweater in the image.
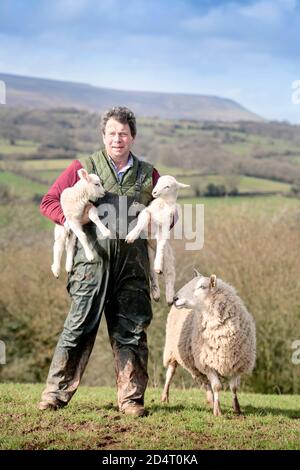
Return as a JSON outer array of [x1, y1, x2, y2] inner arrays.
[[40, 159, 161, 225]]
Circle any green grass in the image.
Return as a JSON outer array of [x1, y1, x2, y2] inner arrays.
[[21, 159, 74, 170], [0, 139, 38, 155], [180, 194, 300, 217], [156, 164, 203, 177], [0, 171, 48, 197], [176, 175, 290, 195], [0, 384, 299, 450]]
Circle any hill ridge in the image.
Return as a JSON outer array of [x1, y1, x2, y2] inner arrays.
[[0, 72, 263, 122]]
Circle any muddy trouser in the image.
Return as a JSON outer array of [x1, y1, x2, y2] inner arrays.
[[41, 221, 152, 411]]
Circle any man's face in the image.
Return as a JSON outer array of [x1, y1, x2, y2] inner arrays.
[[103, 118, 134, 161]]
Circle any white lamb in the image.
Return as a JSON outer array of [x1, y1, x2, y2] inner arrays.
[[125, 175, 189, 304], [51, 168, 111, 278], [162, 272, 256, 416]]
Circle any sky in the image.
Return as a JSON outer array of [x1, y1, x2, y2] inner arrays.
[[0, 0, 300, 122]]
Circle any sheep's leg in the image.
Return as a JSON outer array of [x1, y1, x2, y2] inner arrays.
[[161, 362, 177, 403], [68, 220, 94, 262], [148, 241, 160, 301], [88, 206, 111, 239], [125, 209, 150, 243], [229, 376, 242, 415], [154, 238, 167, 274], [207, 369, 222, 416], [65, 232, 76, 273], [205, 383, 214, 408], [51, 224, 67, 278], [163, 241, 175, 305]]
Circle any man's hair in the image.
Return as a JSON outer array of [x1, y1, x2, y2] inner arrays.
[[101, 106, 137, 138]]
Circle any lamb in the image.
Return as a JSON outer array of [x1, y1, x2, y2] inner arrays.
[[51, 168, 111, 278], [125, 175, 189, 305], [161, 272, 256, 416]]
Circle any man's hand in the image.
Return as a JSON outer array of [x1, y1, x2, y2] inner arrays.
[[80, 203, 94, 225]]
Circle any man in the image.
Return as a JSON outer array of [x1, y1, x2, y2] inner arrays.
[[39, 106, 160, 417]]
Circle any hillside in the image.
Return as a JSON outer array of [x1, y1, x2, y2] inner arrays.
[[0, 73, 263, 122], [0, 384, 299, 450]]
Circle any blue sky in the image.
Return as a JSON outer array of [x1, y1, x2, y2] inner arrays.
[[1, 0, 300, 122]]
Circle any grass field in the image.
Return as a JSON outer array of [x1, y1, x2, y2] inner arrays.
[[0, 384, 299, 450], [0, 171, 47, 197], [180, 194, 299, 219], [19, 164, 292, 193], [177, 175, 291, 195], [0, 139, 38, 155]]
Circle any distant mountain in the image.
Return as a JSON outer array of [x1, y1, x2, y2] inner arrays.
[[0, 73, 263, 122]]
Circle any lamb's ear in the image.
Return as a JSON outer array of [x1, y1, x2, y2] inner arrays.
[[193, 268, 202, 277], [177, 182, 190, 189], [209, 274, 217, 288], [77, 169, 90, 182]]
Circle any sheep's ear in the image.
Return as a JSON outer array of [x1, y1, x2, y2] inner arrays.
[[78, 169, 90, 182], [177, 182, 190, 189], [193, 268, 202, 277], [209, 274, 217, 288]]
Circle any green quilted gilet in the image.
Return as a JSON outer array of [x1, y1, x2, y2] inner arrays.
[[79, 150, 154, 207]]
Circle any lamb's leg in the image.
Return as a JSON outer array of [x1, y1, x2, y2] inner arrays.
[[161, 362, 177, 403], [154, 238, 167, 274], [229, 376, 242, 415], [207, 369, 222, 416], [68, 220, 94, 262], [163, 241, 175, 305], [65, 232, 76, 273], [148, 241, 160, 301], [88, 205, 111, 239], [51, 224, 67, 278], [125, 209, 150, 243]]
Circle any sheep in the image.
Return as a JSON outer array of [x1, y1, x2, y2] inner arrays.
[[51, 168, 111, 278], [125, 175, 189, 305], [161, 271, 256, 416]]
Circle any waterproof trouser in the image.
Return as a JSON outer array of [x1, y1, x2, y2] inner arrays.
[[41, 221, 152, 411]]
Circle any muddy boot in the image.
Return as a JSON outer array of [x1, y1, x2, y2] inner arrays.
[[111, 338, 149, 417]]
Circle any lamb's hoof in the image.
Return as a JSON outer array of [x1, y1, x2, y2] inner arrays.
[[161, 395, 169, 403], [166, 292, 175, 305], [102, 229, 111, 239], [151, 286, 160, 302], [86, 252, 94, 262], [51, 265, 60, 278], [125, 234, 136, 244]]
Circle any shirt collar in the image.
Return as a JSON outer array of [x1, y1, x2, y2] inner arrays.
[[108, 153, 133, 181]]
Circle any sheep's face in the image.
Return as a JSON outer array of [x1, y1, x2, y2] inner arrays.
[[152, 175, 189, 199], [174, 274, 217, 310], [78, 169, 106, 201], [193, 275, 217, 305], [174, 276, 201, 309]]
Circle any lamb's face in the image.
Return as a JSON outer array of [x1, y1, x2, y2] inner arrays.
[[77, 169, 106, 201], [174, 274, 217, 310], [152, 176, 190, 199], [87, 174, 106, 200]]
